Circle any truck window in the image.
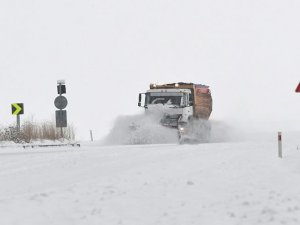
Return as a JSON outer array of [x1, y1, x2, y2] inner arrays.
[[146, 92, 183, 106], [150, 96, 181, 105]]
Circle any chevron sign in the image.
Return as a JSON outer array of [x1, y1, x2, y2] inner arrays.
[[11, 103, 24, 115]]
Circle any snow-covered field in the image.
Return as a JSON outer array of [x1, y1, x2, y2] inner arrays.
[[1, 133, 300, 225]]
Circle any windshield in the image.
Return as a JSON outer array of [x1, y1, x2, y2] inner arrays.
[[145, 92, 183, 106]]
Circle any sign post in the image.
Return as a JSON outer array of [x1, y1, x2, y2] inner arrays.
[[17, 115, 20, 132], [55, 80, 68, 138], [11, 103, 24, 132]]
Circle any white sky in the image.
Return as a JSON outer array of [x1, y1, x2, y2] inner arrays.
[[1, 0, 300, 140]]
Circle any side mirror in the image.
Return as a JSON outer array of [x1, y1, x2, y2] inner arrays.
[[138, 93, 142, 107]]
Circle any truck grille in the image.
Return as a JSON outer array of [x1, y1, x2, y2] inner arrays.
[[160, 114, 182, 128]]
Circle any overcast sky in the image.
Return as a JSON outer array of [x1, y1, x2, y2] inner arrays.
[[1, 0, 300, 140]]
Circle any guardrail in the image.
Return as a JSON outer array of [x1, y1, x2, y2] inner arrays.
[[0, 143, 81, 149]]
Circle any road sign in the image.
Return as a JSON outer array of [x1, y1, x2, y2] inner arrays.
[[56, 110, 67, 127], [57, 85, 66, 94], [11, 103, 24, 115], [296, 83, 300, 92], [54, 96, 68, 109]]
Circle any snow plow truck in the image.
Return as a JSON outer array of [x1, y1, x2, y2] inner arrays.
[[138, 82, 213, 143]]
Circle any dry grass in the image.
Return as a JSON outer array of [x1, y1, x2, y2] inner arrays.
[[0, 118, 76, 143]]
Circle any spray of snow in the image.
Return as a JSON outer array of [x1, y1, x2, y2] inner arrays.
[[102, 112, 243, 145], [103, 113, 178, 145]]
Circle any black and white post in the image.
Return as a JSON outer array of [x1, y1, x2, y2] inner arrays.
[[278, 132, 282, 158]]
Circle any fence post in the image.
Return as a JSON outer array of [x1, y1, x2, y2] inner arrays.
[[278, 132, 282, 158]]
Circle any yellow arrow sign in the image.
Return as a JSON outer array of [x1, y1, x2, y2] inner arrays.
[[12, 103, 24, 115]]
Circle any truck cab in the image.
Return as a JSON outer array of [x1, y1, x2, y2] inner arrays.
[[142, 88, 193, 127]]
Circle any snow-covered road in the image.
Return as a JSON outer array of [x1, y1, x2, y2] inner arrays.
[[1, 136, 300, 225]]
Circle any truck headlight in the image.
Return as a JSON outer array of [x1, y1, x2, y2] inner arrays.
[[179, 127, 186, 132]]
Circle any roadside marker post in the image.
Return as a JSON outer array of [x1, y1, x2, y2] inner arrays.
[[295, 83, 300, 152], [278, 132, 282, 158], [90, 130, 94, 142]]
